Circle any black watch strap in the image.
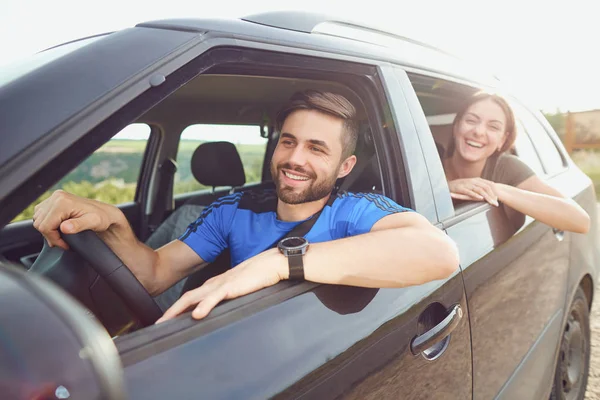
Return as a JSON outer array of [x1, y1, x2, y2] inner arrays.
[[288, 253, 305, 281]]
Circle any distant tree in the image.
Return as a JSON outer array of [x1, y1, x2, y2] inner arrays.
[[11, 180, 135, 222], [542, 110, 565, 139]]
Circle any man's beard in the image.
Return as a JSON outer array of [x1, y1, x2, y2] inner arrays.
[[270, 162, 338, 205]]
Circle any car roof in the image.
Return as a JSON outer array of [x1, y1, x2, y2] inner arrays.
[[138, 11, 500, 86], [0, 11, 501, 201]]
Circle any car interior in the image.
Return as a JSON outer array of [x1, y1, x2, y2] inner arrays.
[[409, 74, 524, 160], [408, 74, 477, 158], [408, 73, 531, 220], [140, 74, 383, 310], [3, 66, 539, 338], [20, 72, 387, 337]]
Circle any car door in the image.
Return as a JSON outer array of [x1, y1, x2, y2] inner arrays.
[[453, 105, 576, 400], [395, 68, 573, 399], [445, 200, 569, 400], [119, 280, 471, 400], [107, 30, 473, 399]]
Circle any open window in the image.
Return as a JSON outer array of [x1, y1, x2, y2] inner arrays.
[[142, 70, 392, 211], [105, 49, 410, 359], [135, 60, 398, 316], [8, 45, 406, 345], [10, 124, 152, 224], [406, 72, 547, 216]]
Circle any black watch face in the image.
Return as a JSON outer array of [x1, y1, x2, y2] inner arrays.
[[282, 237, 307, 248]]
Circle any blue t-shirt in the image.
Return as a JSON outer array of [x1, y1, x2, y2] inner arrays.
[[179, 190, 412, 267]]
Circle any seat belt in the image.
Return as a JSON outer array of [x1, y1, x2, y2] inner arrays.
[[268, 208, 323, 249], [180, 207, 324, 294], [146, 158, 177, 239]]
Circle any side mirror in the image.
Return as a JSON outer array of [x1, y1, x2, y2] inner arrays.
[[0, 262, 125, 399]]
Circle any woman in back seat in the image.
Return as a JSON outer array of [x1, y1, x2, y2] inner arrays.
[[442, 91, 590, 234]]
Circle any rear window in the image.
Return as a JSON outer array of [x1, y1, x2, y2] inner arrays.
[[515, 107, 565, 175], [174, 124, 268, 195], [513, 120, 545, 175]]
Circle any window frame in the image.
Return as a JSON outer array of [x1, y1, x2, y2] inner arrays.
[[400, 69, 497, 224], [0, 29, 203, 227], [397, 68, 553, 227], [113, 45, 408, 360], [511, 103, 568, 178], [136, 124, 163, 205], [512, 119, 545, 176], [8, 123, 157, 225], [201, 53, 404, 203]]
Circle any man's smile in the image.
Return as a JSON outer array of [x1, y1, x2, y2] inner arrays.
[[282, 170, 310, 181]]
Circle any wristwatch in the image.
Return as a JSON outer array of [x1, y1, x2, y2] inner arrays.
[[277, 237, 309, 281]]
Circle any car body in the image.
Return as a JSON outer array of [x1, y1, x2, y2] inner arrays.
[[0, 11, 597, 400]]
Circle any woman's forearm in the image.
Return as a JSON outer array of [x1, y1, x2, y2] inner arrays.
[[496, 183, 590, 233]]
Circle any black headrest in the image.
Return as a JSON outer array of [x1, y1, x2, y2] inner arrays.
[[191, 142, 246, 188]]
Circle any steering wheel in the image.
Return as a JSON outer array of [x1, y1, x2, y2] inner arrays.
[[30, 230, 162, 327]]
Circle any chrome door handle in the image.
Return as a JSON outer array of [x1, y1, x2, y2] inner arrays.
[[410, 304, 463, 355]]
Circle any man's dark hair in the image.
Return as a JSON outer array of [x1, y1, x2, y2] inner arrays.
[[275, 90, 359, 159]]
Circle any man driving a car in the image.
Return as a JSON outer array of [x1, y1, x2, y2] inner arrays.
[[33, 90, 460, 323]]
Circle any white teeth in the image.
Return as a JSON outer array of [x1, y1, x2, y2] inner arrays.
[[466, 140, 484, 148], [284, 171, 309, 181]]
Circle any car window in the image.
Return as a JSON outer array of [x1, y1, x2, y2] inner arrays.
[[405, 72, 546, 225], [11, 123, 151, 222], [406, 73, 478, 162], [174, 124, 268, 195], [513, 120, 545, 176], [514, 107, 565, 175]]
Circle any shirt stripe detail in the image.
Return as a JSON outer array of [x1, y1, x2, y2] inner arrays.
[[337, 191, 409, 213], [179, 193, 243, 240]]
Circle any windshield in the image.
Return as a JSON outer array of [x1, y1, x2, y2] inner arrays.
[[0, 35, 106, 89]]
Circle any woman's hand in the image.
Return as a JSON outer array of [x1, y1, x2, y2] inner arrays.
[[448, 178, 500, 207]]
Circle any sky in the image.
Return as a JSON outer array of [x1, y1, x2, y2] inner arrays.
[[1, 0, 599, 113]]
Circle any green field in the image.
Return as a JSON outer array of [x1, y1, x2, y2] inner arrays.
[[101, 140, 148, 150], [12, 139, 266, 222]]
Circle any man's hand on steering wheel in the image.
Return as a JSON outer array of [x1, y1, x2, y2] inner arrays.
[[33, 190, 119, 250], [32, 190, 164, 326]]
